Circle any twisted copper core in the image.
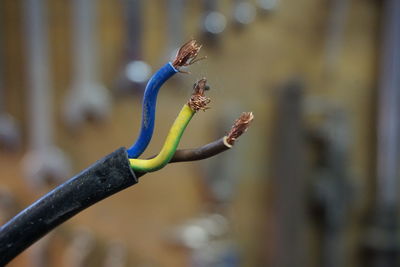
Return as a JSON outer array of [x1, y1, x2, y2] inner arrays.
[[172, 39, 203, 70], [226, 112, 254, 145], [188, 78, 211, 112]]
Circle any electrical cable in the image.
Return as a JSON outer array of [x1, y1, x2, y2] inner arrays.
[[129, 78, 210, 172], [126, 40, 203, 158], [0, 42, 254, 265], [0, 109, 252, 265], [0, 148, 137, 266], [0, 110, 252, 267]]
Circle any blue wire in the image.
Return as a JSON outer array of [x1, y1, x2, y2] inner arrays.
[[127, 62, 178, 158]]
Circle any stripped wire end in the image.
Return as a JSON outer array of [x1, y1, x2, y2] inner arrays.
[[226, 112, 254, 145], [172, 39, 205, 72], [188, 78, 211, 112]]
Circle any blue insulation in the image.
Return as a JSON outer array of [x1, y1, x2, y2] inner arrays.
[[127, 62, 178, 158]]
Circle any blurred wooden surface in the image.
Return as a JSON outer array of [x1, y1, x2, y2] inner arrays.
[[0, 0, 379, 266]]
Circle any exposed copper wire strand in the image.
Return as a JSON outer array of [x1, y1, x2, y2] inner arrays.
[[226, 112, 254, 145], [188, 78, 211, 111], [172, 39, 205, 71]]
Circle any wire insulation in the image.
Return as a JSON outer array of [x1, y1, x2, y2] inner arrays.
[[169, 137, 231, 163], [129, 104, 195, 172], [127, 40, 203, 158], [126, 62, 178, 158], [148, 112, 254, 163], [129, 78, 211, 172]]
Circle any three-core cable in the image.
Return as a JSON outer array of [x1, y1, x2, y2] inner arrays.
[[127, 40, 203, 158], [0, 109, 254, 266], [129, 78, 210, 172], [0, 39, 254, 266]]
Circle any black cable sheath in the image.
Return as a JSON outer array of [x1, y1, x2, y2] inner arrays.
[[0, 147, 137, 265]]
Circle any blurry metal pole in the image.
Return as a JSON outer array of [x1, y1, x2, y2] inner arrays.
[[323, 0, 350, 74], [0, 2, 20, 150], [165, 0, 185, 61], [309, 111, 353, 267], [22, 0, 71, 189], [124, 0, 142, 63], [362, 0, 400, 266], [23, 0, 53, 154], [375, 0, 400, 219], [271, 80, 307, 267], [114, 0, 151, 94], [63, 0, 111, 129]]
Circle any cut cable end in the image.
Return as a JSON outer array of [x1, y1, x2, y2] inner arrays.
[[188, 78, 211, 112], [226, 112, 254, 145], [172, 39, 205, 71]]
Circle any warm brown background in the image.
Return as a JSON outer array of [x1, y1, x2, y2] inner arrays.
[[0, 0, 379, 266]]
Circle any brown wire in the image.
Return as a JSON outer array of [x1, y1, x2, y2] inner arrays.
[[169, 137, 231, 163], [146, 112, 254, 164]]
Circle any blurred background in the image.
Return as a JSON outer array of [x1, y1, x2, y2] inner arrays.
[[0, 0, 391, 266]]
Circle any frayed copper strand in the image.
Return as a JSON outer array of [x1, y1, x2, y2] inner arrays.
[[172, 39, 205, 71], [226, 112, 254, 145], [188, 78, 211, 112]]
